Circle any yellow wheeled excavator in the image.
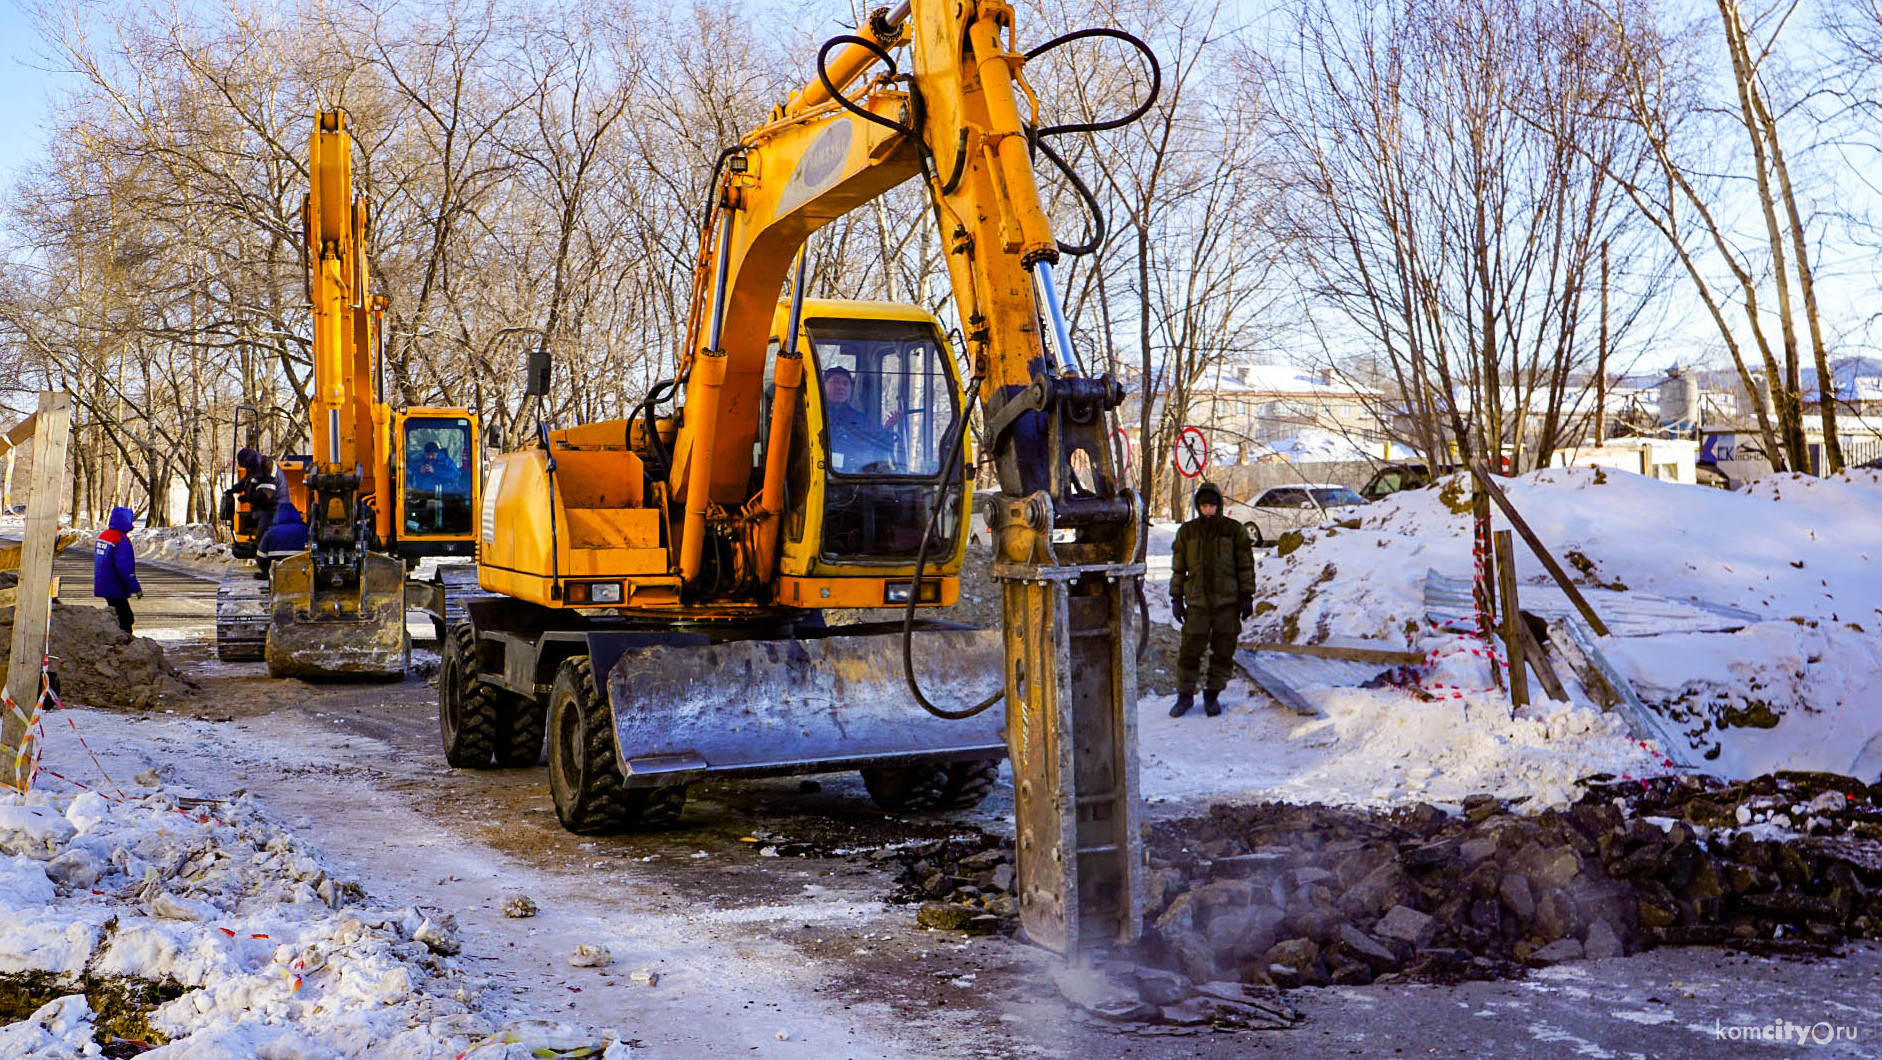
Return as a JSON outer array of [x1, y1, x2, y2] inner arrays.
[[215, 111, 483, 677], [442, 0, 1158, 955]]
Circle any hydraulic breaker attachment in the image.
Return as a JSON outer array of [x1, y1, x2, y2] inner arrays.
[[598, 627, 1006, 783], [264, 550, 408, 679], [991, 490, 1145, 956]]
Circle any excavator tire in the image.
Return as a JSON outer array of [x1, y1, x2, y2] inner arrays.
[[548, 656, 685, 834], [860, 759, 1000, 813], [496, 696, 547, 768], [440, 623, 501, 769]]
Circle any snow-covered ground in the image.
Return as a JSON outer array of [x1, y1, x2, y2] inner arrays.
[[0, 780, 630, 1059], [1135, 466, 1882, 811]]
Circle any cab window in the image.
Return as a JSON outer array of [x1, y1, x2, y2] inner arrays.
[[804, 317, 964, 561], [403, 418, 474, 535], [807, 318, 959, 478]]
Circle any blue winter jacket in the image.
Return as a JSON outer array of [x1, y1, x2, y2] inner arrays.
[[259, 501, 309, 556], [93, 506, 141, 599]]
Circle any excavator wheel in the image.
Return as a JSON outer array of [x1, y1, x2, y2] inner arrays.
[[495, 696, 547, 768], [440, 623, 502, 769], [860, 759, 1000, 813], [547, 656, 686, 834]]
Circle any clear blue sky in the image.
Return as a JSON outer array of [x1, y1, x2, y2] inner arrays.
[[0, 1, 63, 190]]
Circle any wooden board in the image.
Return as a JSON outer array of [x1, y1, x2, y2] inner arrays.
[[1, 393, 72, 793]]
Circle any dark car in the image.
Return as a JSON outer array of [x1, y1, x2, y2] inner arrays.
[[1360, 462, 1459, 501]]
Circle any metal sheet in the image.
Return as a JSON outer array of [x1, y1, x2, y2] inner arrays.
[[604, 628, 1007, 784], [1422, 569, 1759, 637]]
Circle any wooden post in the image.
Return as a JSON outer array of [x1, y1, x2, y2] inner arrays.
[[1519, 613, 1568, 702], [1, 393, 73, 793], [1471, 473, 1503, 689], [1495, 530, 1529, 708], [1469, 464, 1611, 636], [1596, 240, 1609, 447]]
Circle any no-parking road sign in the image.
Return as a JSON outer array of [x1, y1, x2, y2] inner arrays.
[[1174, 426, 1209, 478]]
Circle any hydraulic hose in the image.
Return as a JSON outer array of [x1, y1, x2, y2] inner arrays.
[[817, 35, 907, 134], [1020, 27, 1162, 257], [902, 376, 1003, 720]]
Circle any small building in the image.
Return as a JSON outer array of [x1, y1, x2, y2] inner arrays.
[[1552, 438, 1699, 484]]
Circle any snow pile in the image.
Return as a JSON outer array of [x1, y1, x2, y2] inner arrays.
[[132, 524, 232, 567], [1136, 660, 1662, 812], [0, 783, 632, 1058], [1211, 465, 1882, 785]]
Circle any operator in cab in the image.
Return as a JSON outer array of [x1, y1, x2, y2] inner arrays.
[[823, 366, 903, 473], [225, 448, 287, 579]]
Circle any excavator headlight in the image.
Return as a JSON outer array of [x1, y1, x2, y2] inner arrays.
[[885, 581, 940, 605], [588, 582, 624, 604]]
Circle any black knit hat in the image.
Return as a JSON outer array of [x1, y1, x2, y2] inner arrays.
[[1194, 481, 1223, 509]]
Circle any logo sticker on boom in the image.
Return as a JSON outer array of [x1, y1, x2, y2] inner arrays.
[[776, 122, 853, 217]]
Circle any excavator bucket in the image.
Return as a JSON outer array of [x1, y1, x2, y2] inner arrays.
[[600, 627, 1007, 782], [264, 550, 408, 679]]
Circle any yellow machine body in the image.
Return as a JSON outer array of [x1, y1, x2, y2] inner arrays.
[[477, 298, 969, 613], [257, 112, 482, 678]]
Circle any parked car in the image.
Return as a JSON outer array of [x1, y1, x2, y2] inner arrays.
[[1227, 483, 1368, 546], [1359, 461, 1461, 502]]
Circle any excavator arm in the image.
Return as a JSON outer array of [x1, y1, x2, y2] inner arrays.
[[670, 0, 1147, 955]]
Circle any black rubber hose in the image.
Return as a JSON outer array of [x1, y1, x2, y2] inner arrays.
[[902, 377, 1003, 720], [817, 35, 907, 134], [698, 145, 743, 235], [1031, 133, 1104, 256], [1023, 28, 1162, 138]]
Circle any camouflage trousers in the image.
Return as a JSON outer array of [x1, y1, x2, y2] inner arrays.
[[1176, 605, 1241, 693]]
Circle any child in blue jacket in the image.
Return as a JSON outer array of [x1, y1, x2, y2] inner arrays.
[[93, 506, 143, 633]]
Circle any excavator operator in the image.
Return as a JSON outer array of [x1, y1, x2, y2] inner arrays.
[[225, 448, 286, 578], [822, 366, 902, 473]]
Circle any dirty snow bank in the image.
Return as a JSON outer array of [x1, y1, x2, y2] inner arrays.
[[1145, 466, 1882, 804], [0, 781, 631, 1058], [131, 524, 232, 568]]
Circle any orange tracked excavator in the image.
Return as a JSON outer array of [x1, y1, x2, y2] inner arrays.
[[442, 0, 1158, 955], [216, 112, 482, 677]]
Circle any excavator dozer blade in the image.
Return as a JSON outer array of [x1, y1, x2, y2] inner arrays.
[[264, 551, 409, 680], [601, 628, 1007, 783]]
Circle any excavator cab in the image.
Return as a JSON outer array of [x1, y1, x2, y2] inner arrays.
[[775, 300, 972, 605], [802, 313, 961, 561], [393, 410, 479, 558]]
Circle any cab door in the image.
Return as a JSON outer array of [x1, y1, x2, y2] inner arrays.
[[393, 410, 480, 558]]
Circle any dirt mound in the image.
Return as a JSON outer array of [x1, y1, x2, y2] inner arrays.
[[0, 602, 197, 711]]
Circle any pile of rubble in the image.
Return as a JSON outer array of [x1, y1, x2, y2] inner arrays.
[[0, 601, 197, 712], [1138, 771, 1882, 988], [883, 833, 1020, 934]]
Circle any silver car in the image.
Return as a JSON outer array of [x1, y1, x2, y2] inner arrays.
[[1227, 483, 1367, 546]]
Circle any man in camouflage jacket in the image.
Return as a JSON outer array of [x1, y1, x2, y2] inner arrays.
[[1167, 481, 1256, 717]]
